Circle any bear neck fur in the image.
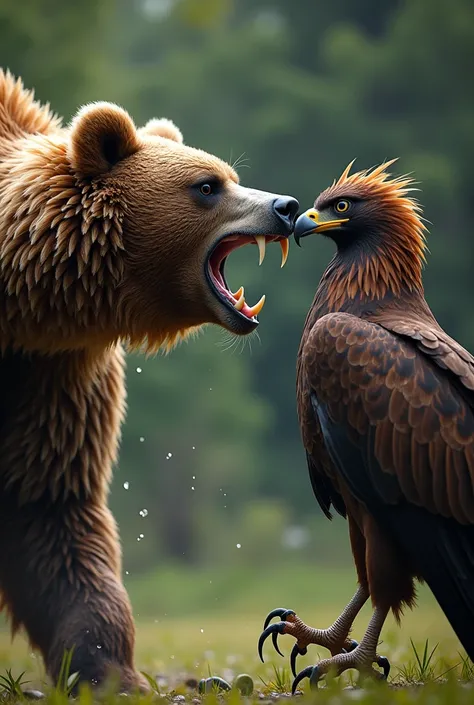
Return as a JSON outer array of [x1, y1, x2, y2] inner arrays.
[[0, 71, 197, 356]]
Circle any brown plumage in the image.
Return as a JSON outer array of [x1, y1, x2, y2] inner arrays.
[[259, 161, 474, 690]]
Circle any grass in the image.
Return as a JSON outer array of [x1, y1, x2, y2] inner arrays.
[[0, 564, 471, 703]]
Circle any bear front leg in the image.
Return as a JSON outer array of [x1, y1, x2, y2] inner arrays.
[[0, 494, 148, 694]]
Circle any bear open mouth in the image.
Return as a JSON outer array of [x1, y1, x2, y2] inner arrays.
[[206, 234, 290, 323]]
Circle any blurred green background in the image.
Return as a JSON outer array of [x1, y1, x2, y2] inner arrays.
[[1, 0, 473, 666]]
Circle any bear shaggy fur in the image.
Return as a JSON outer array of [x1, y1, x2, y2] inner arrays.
[[0, 70, 297, 691]]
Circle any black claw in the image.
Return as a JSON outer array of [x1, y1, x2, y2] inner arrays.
[[263, 608, 295, 630], [290, 644, 307, 678], [376, 655, 391, 679], [309, 665, 322, 689], [281, 609, 295, 621], [258, 622, 287, 662], [291, 665, 320, 695], [342, 639, 359, 654], [272, 629, 284, 658]]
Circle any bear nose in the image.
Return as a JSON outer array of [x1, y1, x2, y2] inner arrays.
[[273, 196, 300, 232]]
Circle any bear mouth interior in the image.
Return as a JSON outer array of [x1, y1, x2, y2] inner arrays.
[[206, 234, 289, 323]]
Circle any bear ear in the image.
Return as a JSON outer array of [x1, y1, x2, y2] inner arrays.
[[68, 102, 140, 177], [138, 117, 183, 144]]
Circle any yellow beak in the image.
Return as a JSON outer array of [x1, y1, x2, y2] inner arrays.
[[294, 208, 349, 245]]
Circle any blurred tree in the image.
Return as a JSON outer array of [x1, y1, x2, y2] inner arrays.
[[111, 328, 271, 570], [1, 0, 473, 573], [0, 0, 114, 119]]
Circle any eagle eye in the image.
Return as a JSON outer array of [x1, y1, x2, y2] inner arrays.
[[335, 199, 351, 214]]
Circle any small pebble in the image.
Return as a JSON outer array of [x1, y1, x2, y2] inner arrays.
[[22, 691, 46, 700], [198, 677, 231, 693], [233, 673, 254, 696]]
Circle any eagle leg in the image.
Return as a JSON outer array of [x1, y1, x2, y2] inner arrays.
[[291, 605, 390, 693], [258, 585, 369, 676]]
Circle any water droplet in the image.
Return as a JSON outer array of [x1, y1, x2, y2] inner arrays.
[[136, 367, 142, 373], [236, 543, 241, 548], [139, 509, 148, 518], [192, 475, 196, 480], [140, 533, 144, 538], [209, 387, 212, 391], [192, 446, 195, 450], [125, 571, 129, 575], [139, 437, 145, 442], [123, 481, 129, 490], [96, 644, 102, 650], [191, 486, 195, 491], [170, 655, 175, 660], [166, 452, 172, 460], [200, 628, 204, 633]]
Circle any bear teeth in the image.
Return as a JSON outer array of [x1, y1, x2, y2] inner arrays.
[[255, 235, 266, 266], [280, 239, 289, 268], [247, 295, 266, 317], [232, 288, 265, 318], [234, 289, 245, 311]]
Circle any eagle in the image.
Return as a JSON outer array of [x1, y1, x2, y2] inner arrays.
[[258, 161, 474, 691]]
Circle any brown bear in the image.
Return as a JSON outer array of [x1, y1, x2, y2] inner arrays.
[[0, 70, 298, 692]]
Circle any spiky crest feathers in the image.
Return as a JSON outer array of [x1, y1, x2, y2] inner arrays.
[[317, 160, 429, 309]]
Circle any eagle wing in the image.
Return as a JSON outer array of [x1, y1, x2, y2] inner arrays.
[[299, 311, 474, 658], [300, 311, 474, 523]]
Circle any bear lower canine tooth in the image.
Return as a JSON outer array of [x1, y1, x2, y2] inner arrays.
[[247, 295, 266, 318], [234, 291, 245, 311]]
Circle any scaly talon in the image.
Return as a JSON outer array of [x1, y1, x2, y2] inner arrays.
[[259, 588, 370, 677], [290, 607, 391, 693], [258, 599, 362, 672], [291, 650, 390, 694]]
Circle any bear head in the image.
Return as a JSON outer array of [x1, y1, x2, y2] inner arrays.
[[0, 85, 299, 353]]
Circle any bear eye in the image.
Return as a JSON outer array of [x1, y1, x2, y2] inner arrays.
[[334, 199, 351, 214], [191, 177, 222, 206]]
